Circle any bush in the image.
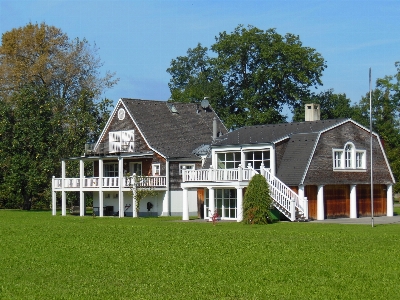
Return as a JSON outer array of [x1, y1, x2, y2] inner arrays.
[[243, 174, 272, 224]]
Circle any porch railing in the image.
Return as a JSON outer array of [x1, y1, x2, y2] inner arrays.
[[261, 168, 305, 221], [53, 175, 167, 190], [182, 166, 259, 182]]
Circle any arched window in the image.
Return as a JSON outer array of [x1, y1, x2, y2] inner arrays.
[[333, 142, 366, 170]]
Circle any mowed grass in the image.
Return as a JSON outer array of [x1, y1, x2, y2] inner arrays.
[[1, 211, 400, 299]]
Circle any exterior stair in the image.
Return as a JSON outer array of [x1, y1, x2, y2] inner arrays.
[[261, 168, 307, 221]]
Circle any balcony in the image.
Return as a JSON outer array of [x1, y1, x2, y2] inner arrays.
[[53, 175, 167, 190], [182, 166, 262, 182]]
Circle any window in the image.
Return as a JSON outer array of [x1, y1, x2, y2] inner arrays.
[[109, 130, 134, 153], [152, 164, 160, 176], [179, 163, 195, 175], [244, 150, 270, 171], [104, 163, 118, 177], [130, 162, 142, 176], [333, 142, 366, 170], [217, 152, 241, 169]]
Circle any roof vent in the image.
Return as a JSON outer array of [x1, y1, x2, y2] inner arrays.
[[305, 103, 320, 121], [166, 102, 178, 114]]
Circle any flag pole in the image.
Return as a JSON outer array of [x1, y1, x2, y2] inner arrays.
[[369, 68, 374, 227]]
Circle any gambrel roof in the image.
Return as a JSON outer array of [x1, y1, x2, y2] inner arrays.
[[104, 98, 227, 159], [212, 118, 395, 185]]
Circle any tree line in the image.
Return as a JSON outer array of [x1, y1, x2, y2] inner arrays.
[[0, 23, 399, 210]]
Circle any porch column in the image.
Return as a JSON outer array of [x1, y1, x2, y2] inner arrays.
[[52, 176, 57, 216], [61, 160, 66, 216], [298, 184, 304, 208], [317, 185, 324, 220], [208, 187, 215, 222], [132, 176, 137, 218], [350, 184, 357, 218], [270, 146, 276, 176], [162, 160, 170, 216], [99, 158, 104, 217], [182, 187, 189, 220], [236, 187, 243, 222], [387, 184, 394, 217], [118, 156, 124, 218], [79, 159, 85, 216]]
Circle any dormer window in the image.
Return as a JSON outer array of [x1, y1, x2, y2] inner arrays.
[[333, 142, 366, 170]]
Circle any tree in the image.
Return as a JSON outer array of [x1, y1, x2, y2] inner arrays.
[[0, 22, 117, 102], [292, 89, 354, 121], [0, 23, 116, 209], [243, 174, 272, 225], [351, 63, 400, 192], [167, 25, 326, 129]]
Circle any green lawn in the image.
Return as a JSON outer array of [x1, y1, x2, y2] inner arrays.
[[1, 210, 400, 299]]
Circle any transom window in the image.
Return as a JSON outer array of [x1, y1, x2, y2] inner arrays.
[[333, 142, 366, 170]]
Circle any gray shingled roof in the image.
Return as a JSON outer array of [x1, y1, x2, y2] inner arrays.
[[276, 132, 320, 185], [212, 118, 349, 185], [122, 99, 227, 159], [212, 119, 347, 146]]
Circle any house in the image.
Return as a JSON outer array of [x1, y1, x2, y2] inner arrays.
[[52, 101, 395, 222], [51, 98, 227, 217], [181, 104, 395, 221]]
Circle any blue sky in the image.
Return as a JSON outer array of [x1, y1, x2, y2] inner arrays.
[[1, 0, 399, 119]]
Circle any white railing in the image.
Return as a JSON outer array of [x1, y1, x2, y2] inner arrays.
[[262, 168, 304, 220], [52, 175, 167, 190], [182, 166, 259, 182]]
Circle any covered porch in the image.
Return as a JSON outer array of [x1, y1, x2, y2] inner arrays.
[[51, 153, 168, 217]]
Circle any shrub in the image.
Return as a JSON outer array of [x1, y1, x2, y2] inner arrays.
[[243, 174, 272, 224]]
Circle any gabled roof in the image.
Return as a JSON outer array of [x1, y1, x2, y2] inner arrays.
[[120, 99, 227, 159], [212, 119, 347, 146]]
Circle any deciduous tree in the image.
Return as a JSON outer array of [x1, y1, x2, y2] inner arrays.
[[167, 25, 326, 129]]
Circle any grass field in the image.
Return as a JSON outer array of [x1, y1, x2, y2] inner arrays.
[[1, 210, 400, 299]]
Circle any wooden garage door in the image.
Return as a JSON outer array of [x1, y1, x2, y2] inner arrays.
[[324, 185, 350, 218], [356, 184, 387, 217]]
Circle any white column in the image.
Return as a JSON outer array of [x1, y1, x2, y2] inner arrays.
[[304, 197, 309, 219], [52, 176, 57, 216], [99, 159, 104, 217], [182, 187, 189, 220], [236, 187, 243, 222], [350, 184, 357, 218], [270, 146, 276, 176], [61, 160, 66, 216], [118, 156, 124, 218], [162, 160, 170, 216], [298, 185, 306, 219], [290, 198, 296, 221], [387, 184, 394, 217], [208, 187, 215, 222], [317, 185, 324, 220], [79, 159, 85, 216]]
